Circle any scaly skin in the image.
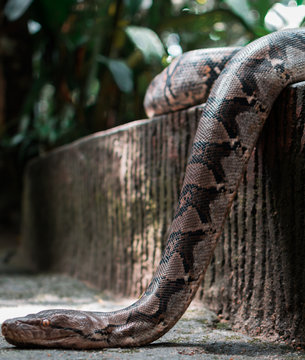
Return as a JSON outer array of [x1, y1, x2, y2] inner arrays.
[[2, 28, 305, 349]]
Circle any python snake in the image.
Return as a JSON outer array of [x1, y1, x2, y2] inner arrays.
[[2, 28, 305, 349]]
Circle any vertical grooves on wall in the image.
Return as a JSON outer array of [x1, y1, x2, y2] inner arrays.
[[151, 120, 159, 283], [231, 194, 239, 317], [257, 147, 266, 324], [238, 173, 247, 314], [245, 149, 258, 320], [22, 85, 305, 345]]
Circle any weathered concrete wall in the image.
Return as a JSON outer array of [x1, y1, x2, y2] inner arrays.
[[21, 82, 305, 345], [202, 82, 305, 345], [21, 111, 201, 295]]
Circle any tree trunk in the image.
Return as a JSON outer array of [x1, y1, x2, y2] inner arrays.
[[21, 82, 305, 345]]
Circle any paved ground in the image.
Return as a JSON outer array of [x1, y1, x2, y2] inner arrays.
[[0, 273, 304, 360]]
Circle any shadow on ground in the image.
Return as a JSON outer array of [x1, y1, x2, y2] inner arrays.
[[0, 273, 304, 360]]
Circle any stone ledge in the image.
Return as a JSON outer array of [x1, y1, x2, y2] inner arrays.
[[20, 82, 305, 345]]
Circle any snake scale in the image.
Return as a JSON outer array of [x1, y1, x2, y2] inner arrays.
[[2, 28, 305, 349]]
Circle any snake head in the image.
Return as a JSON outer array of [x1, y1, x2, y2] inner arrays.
[[1, 309, 113, 349]]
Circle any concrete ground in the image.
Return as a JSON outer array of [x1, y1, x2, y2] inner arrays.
[[0, 272, 304, 360]]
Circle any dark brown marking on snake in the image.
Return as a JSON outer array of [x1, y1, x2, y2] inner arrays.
[[2, 28, 305, 349], [189, 141, 233, 182], [175, 184, 221, 224], [159, 229, 209, 274]]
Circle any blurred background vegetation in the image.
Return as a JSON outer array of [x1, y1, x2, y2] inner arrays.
[[0, 0, 304, 239]]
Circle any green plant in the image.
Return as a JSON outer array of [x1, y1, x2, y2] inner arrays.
[[2, 0, 305, 160]]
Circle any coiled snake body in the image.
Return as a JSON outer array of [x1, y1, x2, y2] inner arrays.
[[2, 28, 305, 349]]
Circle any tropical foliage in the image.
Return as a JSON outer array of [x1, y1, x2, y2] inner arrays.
[[2, 0, 305, 159]]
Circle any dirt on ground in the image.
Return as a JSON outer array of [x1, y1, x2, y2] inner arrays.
[[0, 272, 304, 360]]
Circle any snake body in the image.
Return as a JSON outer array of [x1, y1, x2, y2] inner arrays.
[[2, 28, 305, 349]]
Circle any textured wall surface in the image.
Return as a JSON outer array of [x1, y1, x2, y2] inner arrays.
[[202, 83, 305, 344], [21, 82, 305, 344]]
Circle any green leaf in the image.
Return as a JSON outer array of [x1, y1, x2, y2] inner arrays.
[[265, 2, 305, 30], [4, 0, 34, 21], [223, 0, 256, 26], [9, 133, 25, 146], [252, 0, 274, 27], [125, 26, 165, 62], [99, 56, 133, 93]]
